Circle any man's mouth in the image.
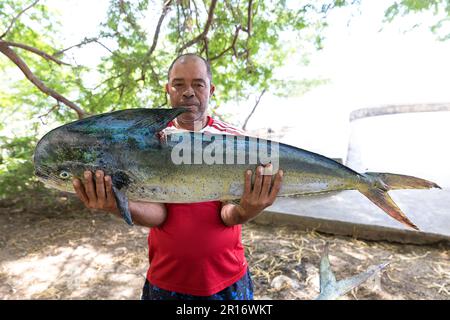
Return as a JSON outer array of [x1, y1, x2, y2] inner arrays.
[[180, 104, 198, 111]]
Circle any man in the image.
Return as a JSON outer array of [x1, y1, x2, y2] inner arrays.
[[72, 53, 283, 300]]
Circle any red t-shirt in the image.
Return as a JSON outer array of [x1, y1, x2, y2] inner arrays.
[[146, 116, 247, 296]]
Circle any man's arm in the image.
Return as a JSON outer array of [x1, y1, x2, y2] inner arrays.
[[72, 170, 167, 228], [221, 164, 283, 226]]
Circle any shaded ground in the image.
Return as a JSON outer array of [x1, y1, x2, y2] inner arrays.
[[0, 188, 449, 300]]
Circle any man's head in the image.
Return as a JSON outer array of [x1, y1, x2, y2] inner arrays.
[[166, 53, 215, 127]]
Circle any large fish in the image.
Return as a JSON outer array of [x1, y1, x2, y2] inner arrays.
[[33, 108, 440, 229]]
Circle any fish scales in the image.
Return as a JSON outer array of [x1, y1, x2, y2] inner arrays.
[[34, 108, 440, 229]]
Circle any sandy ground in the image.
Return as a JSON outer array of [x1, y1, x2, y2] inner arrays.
[[0, 188, 449, 300]]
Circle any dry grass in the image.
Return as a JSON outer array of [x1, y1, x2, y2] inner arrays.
[[0, 188, 448, 300], [243, 224, 449, 300]]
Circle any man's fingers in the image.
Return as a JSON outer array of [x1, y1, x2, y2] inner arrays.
[[83, 171, 97, 204], [260, 164, 273, 197], [72, 178, 89, 205], [252, 166, 263, 197], [95, 170, 106, 204], [268, 170, 283, 203], [243, 170, 252, 195], [105, 175, 115, 202]]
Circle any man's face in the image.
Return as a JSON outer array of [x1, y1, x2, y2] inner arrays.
[[166, 57, 215, 126]]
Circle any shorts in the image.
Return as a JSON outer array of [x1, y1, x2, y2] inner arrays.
[[141, 268, 254, 300]]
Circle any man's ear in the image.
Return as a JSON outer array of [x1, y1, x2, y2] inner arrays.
[[210, 83, 215, 96], [165, 83, 170, 93]]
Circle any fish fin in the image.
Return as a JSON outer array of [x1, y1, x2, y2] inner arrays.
[[333, 262, 390, 298], [128, 107, 189, 132], [316, 243, 389, 300], [65, 108, 189, 135], [359, 187, 419, 230], [359, 172, 441, 230], [364, 172, 441, 190], [319, 243, 337, 293], [112, 185, 133, 226], [111, 170, 131, 190]]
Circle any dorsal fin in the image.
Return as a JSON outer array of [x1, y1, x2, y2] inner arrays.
[[127, 107, 189, 131], [65, 108, 189, 135]]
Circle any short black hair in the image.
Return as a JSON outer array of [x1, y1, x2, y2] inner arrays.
[[167, 53, 212, 83]]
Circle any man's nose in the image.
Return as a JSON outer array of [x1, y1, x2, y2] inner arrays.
[[183, 86, 195, 98]]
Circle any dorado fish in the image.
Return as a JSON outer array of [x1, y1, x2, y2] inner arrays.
[[33, 108, 440, 229]]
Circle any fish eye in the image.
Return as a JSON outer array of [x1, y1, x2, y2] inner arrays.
[[59, 171, 70, 179]]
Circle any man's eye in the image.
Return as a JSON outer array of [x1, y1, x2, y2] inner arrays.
[[195, 83, 204, 88]]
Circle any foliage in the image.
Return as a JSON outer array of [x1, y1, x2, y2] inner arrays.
[[0, 0, 82, 122], [384, 0, 450, 40], [0, 0, 360, 197], [90, 0, 357, 112], [2, 0, 448, 197], [0, 135, 40, 198]]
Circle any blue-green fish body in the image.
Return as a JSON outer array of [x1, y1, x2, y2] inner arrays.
[[33, 108, 440, 228]]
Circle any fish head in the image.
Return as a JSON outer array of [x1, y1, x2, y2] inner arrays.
[[34, 161, 77, 192], [33, 126, 101, 192], [33, 107, 191, 192]]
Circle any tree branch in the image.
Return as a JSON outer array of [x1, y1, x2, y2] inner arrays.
[[139, 0, 173, 81], [191, 0, 201, 30], [38, 102, 60, 124], [145, 0, 173, 60], [178, 0, 218, 53], [203, 37, 209, 60], [0, 42, 86, 119], [176, 2, 182, 42], [242, 89, 266, 131], [209, 25, 241, 61], [245, 0, 253, 62], [53, 37, 115, 57], [92, 72, 126, 91], [98, 82, 125, 105], [247, 0, 253, 37], [1, 40, 70, 65], [0, 0, 40, 39]]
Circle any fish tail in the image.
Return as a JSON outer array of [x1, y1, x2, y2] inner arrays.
[[364, 172, 441, 190], [316, 243, 389, 300], [358, 172, 441, 231]]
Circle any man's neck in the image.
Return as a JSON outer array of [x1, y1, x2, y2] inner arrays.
[[174, 116, 208, 132]]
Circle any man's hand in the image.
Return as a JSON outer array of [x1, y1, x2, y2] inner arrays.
[[72, 170, 119, 214], [221, 164, 283, 226], [72, 170, 167, 227]]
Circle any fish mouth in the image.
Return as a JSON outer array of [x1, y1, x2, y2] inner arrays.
[[35, 169, 72, 192], [35, 170, 48, 179], [34, 169, 57, 186], [34, 169, 52, 182], [34, 167, 58, 184]]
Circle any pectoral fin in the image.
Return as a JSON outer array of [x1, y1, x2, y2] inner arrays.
[[112, 185, 133, 226]]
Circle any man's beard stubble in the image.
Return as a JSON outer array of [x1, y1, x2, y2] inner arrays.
[[175, 104, 207, 128]]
